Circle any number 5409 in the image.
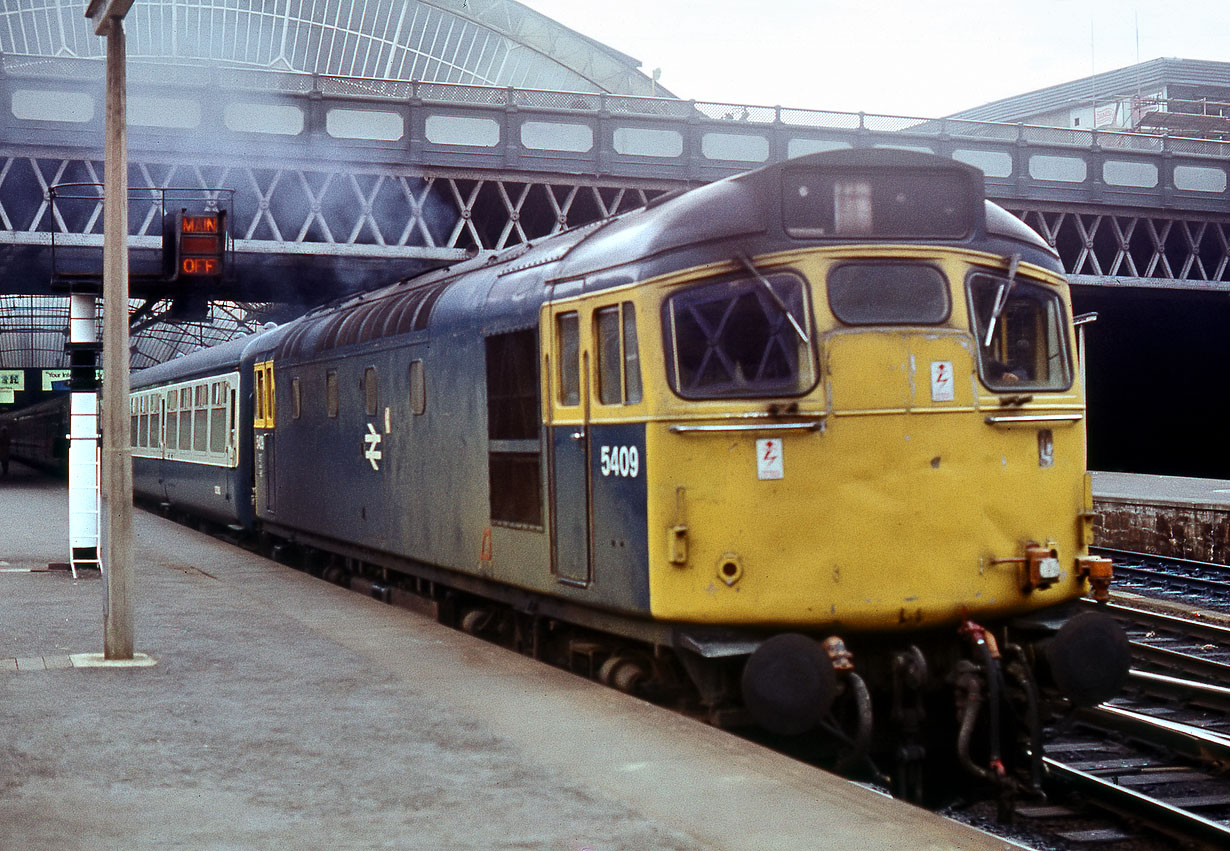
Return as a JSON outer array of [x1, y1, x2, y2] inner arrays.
[[599, 445, 639, 478]]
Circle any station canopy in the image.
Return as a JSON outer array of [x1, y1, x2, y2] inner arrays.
[[0, 1, 664, 372], [1, 1, 661, 95]]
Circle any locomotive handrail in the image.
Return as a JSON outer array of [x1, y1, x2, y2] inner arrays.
[[668, 421, 824, 434], [983, 413, 1083, 424]]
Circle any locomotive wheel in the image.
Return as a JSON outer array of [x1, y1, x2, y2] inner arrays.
[[598, 655, 647, 694], [741, 633, 837, 736], [460, 608, 496, 636]]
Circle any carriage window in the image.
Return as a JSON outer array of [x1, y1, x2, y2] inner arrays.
[[138, 396, 150, 448], [193, 385, 208, 452], [828, 262, 949, 325], [364, 367, 378, 416], [326, 370, 339, 418], [165, 391, 178, 449], [178, 391, 193, 450], [409, 360, 426, 415], [968, 273, 1072, 392], [149, 398, 160, 450], [556, 312, 580, 406], [596, 303, 642, 405], [663, 273, 817, 399], [210, 388, 227, 454]]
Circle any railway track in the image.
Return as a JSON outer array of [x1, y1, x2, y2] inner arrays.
[[1092, 546, 1230, 611], [1026, 698, 1230, 848], [1005, 595, 1230, 847]]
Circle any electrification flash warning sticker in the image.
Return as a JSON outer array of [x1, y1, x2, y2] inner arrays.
[[930, 361, 955, 402], [756, 438, 784, 480]]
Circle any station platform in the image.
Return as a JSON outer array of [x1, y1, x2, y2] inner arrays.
[[1092, 471, 1230, 564], [0, 463, 1019, 850]]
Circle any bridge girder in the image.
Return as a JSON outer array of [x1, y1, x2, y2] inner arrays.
[[2, 70, 1230, 371]]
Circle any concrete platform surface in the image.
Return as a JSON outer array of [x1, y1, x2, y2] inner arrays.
[[1092, 471, 1230, 564], [1092, 471, 1230, 509], [0, 464, 1018, 849]]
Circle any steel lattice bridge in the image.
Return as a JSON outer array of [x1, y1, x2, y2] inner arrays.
[[3, 59, 1230, 306]]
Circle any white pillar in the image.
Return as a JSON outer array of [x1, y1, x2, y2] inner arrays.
[[67, 294, 100, 578]]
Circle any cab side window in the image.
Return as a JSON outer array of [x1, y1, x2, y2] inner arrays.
[[595, 302, 642, 405], [556, 312, 580, 406]]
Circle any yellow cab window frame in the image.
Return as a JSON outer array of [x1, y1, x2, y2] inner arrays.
[[254, 360, 276, 429], [542, 286, 650, 425]]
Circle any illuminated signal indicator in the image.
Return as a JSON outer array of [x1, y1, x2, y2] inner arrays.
[[178, 212, 224, 277], [182, 214, 218, 234]]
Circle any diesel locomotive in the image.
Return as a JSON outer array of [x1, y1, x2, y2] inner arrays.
[[12, 149, 1132, 799]]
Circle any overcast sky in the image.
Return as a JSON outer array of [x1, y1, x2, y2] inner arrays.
[[522, 0, 1230, 117]]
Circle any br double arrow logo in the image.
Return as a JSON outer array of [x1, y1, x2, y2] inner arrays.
[[364, 423, 383, 471]]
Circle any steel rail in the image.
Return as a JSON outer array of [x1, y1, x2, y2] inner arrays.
[[1091, 599, 1230, 646], [1130, 643, 1230, 685], [1129, 669, 1230, 710], [1043, 756, 1230, 847], [1077, 703, 1230, 761]]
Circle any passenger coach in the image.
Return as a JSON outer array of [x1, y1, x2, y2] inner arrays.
[[131, 334, 254, 528]]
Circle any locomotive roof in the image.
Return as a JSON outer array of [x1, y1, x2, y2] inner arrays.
[[505, 148, 1059, 292], [251, 150, 1065, 363]]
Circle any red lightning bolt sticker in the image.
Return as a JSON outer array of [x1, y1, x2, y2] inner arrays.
[[756, 438, 784, 480], [930, 361, 955, 402]]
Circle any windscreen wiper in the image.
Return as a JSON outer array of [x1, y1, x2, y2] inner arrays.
[[738, 253, 810, 345], [983, 253, 1021, 348]]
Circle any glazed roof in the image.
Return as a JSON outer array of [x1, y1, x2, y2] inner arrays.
[[0, 0, 666, 96]]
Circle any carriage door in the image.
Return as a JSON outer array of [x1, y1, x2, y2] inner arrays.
[[548, 309, 591, 585]]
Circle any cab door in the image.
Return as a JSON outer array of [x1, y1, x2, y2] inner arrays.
[[547, 308, 591, 585]]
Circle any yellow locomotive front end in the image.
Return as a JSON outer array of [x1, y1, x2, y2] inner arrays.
[[538, 150, 1128, 791], [643, 247, 1096, 632]]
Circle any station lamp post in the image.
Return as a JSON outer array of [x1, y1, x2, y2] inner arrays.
[[85, 0, 135, 661]]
